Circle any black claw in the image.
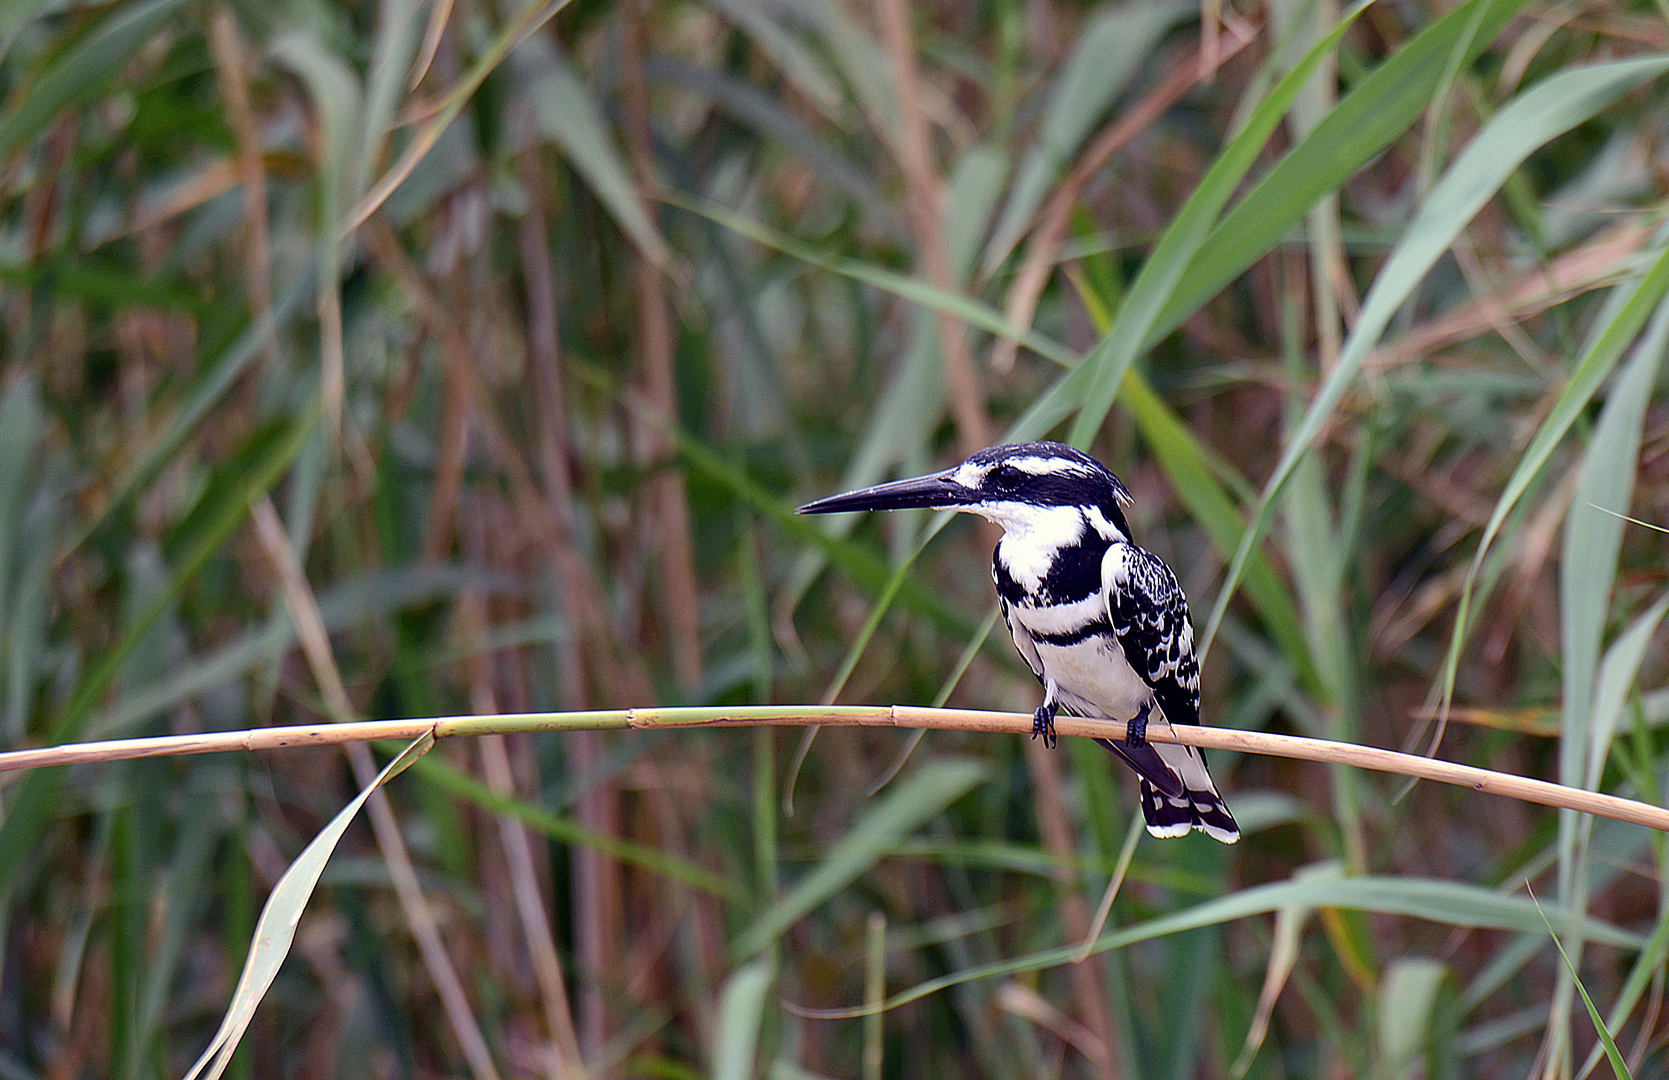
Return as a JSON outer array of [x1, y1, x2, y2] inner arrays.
[[1032, 705, 1058, 750], [1126, 702, 1151, 748]]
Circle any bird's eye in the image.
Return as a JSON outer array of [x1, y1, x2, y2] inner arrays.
[[991, 465, 1024, 491]]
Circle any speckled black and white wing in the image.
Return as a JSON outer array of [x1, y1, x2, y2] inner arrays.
[[1103, 542, 1238, 843], [1103, 542, 1200, 727]]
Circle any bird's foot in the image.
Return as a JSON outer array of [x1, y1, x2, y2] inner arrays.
[[1126, 703, 1151, 748], [1032, 705, 1058, 750]]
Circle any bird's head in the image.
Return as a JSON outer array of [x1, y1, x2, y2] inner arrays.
[[796, 441, 1133, 537]]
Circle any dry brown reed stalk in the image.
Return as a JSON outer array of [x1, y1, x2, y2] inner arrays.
[[874, 0, 990, 454], [1023, 734, 1121, 1080], [510, 130, 636, 1067], [1365, 219, 1656, 371], [623, 0, 703, 695], [992, 15, 1259, 374], [207, 11, 272, 335], [4, 707, 1667, 833], [461, 514, 588, 1080], [253, 499, 506, 1080]]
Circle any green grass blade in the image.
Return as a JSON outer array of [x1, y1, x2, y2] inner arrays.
[[1443, 238, 1669, 736], [182, 734, 435, 1080], [657, 59, 886, 219], [359, 0, 426, 206], [1578, 906, 1669, 1079], [877, 875, 1645, 1011], [1378, 958, 1447, 1080], [979, 1, 1191, 277], [0, 377, 42, 620], [518, 35, 670, 266], [712, 958, 775, 1080], [269, 29, 365, 223], [0, 377, 46, 741], [136, 786, 225, 1067], [1585, 594, 1669, 792], [1201, 56, 1669, 662], [1535, 893, 1634, 1080], [0, 0, 191, 155], [1064, 1, 1372, 448], [667, 190, 1074, 366], [734, 758, 986, 961], [1150, 0, 1531, 340], [1564, 296, 1669, 789]]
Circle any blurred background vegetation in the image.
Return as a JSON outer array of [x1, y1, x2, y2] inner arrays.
[[2, 0, 1668, 1076]]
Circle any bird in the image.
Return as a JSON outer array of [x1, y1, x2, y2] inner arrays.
[[797, 441, 1238, 843]]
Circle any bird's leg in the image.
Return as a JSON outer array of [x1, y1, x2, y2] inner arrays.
[[1125, 702, 1152, 748], [1032, 702, 1058, 750]]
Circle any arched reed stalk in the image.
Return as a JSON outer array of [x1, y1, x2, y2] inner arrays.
[[2, 705, 1664, 833]]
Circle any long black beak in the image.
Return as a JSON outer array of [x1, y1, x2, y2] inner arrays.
[[796, 468, 974, 515]]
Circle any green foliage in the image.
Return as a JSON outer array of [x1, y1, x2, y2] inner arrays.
[[2, 1, 1667, 1077]]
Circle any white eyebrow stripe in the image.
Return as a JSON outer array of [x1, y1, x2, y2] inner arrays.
[[1009, 457, 1082, 476]]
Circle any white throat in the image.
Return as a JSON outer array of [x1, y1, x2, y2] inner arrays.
[[981, 504, 1086, 591]]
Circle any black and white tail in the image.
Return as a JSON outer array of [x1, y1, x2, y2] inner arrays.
[[1099, 738, 1239, 843]]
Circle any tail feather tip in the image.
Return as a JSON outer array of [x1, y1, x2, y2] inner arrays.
[[1140, 780, 1240, 844]]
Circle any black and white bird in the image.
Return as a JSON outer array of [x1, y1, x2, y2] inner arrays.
[[798, 441, 1238, 843]]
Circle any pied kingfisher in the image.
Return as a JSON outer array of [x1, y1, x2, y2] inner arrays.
[[798, 441, 1238, 843]]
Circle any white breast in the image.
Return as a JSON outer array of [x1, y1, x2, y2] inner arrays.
[[1009, 604, 1152, 720]]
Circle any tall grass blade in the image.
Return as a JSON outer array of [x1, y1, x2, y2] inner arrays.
[[1064, 2, 1371, 448], [667, 192, 1075, 367], [1578, 906, 1669, 1080], [1534, 892, 1635, 1080], [1444, 238, 1669, 745], [1232, 862, 1336, 1077], [0, 378, 46, 741], [360, 0, 427, 206], [1378, 958, 1447, 1080], [269, 31, 366, 221], [0, 0, 191, 154], [1564, 295, 1669, 790], [878, 875, 1644, 1011], [183, 734, 435, 1080], [1586, 595, 1669, 793], [1150, 0, 1531, 339], [516, 35, 670, 266], [979, 1, 1191, 277], [734, 758, 986, 960], [713, 957, 775, 1080], [1201, 56, 1669, 662]]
